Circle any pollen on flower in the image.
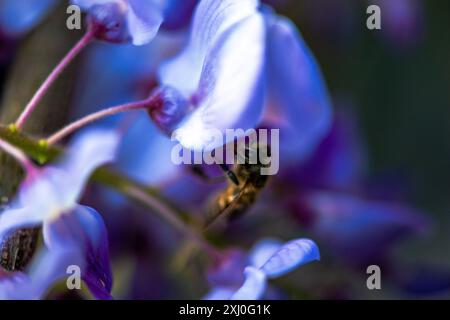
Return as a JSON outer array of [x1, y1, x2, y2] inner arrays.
[[7, 124, 17, 133]]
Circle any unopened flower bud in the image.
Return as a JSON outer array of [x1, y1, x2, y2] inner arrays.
[[148, 86, 191, 136], [88, 3, 129, 43]]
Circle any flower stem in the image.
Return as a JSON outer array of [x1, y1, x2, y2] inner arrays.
[[15, 28, 96, 130], [0, 138, 36, 174], [46, 98, 154, 145], [125, 184, 220, 258]]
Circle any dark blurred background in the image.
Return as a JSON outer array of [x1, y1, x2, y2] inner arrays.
[[286, 0, 450, 274]]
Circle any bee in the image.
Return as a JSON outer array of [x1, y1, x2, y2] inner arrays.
[[1, 228, 40, 271], [204, 142, 271, 228]]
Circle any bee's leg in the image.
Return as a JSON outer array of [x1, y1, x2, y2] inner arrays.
[[189, 164, 239, 185], [218, 164, 240, 186]]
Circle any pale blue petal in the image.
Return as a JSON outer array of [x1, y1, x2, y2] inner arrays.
[[27, 246, 84, 299], [248, 238, 282, 269], [55, 129, 120, 206], [71, 0, 114, 9], [0, 0, 56, 36], [265, 15, 333, 162], [17, 129, 119, 219], [0, 245, 84, 300], [18, 168, 73, 213], [126, 0, 164, 45], [0, 272, 30, 300], [43, 205, 113, 299], [231, 267, 267, 300], [0, 207, 44, 245], [260, 238, 320, 279], [159, 0, 260, 96], [72, 0, 164, 45], [172, 14, 266, 151]]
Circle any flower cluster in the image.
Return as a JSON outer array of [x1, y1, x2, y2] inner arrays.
[[0, 129, 118, 299], [0, 0, 434, 301]]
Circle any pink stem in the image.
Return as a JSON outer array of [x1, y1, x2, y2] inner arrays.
[[0, 138, 36, 174], [15, 28, 96, 129], [46, 98, 156, 145]]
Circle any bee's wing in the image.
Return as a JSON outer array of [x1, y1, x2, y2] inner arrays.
[[204, 181, 250, 229]]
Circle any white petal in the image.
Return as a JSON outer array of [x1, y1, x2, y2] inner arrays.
[[260, 238, 320, 279], [71, 0, 114, 9], [55, 129, 120, 205], [158, 0, 260, 96], [126, 0, 164, 46], [231, 266, 267, 300], [173, 14, 266, 151], [0, 207, 44, 244]]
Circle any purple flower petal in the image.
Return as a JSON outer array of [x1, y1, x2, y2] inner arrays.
[[259, 239, 320, 278], [0, 0, 56, 36], [8, 126, 117, 231], [264, 14, 332, 162], [43, 205, 113, 299], [207, 250, 247, 288], [302, 191, 429, 263], [74, 0, 114, 6], [230, 266, 267, 300], [287, 108, 367, 191], [161, 0, 197, 31], [0, 245, 84, 300], [73, 0, 164, 45]]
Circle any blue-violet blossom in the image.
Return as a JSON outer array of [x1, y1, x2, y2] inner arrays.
[[0, 0, 56, 36], [153, 0, 332, 161], [72, 0, 167, 45], [0, 129, 119, 299], [206, 238, 320, 300]]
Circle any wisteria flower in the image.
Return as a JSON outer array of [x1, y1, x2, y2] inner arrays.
[[0, 129, 119, 299], [72, 0, 167, 45], [262, 11, 332, 162], [206, 238, 320, 300], [153, 0, 331, 158], [154, 0, 267, 150]]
